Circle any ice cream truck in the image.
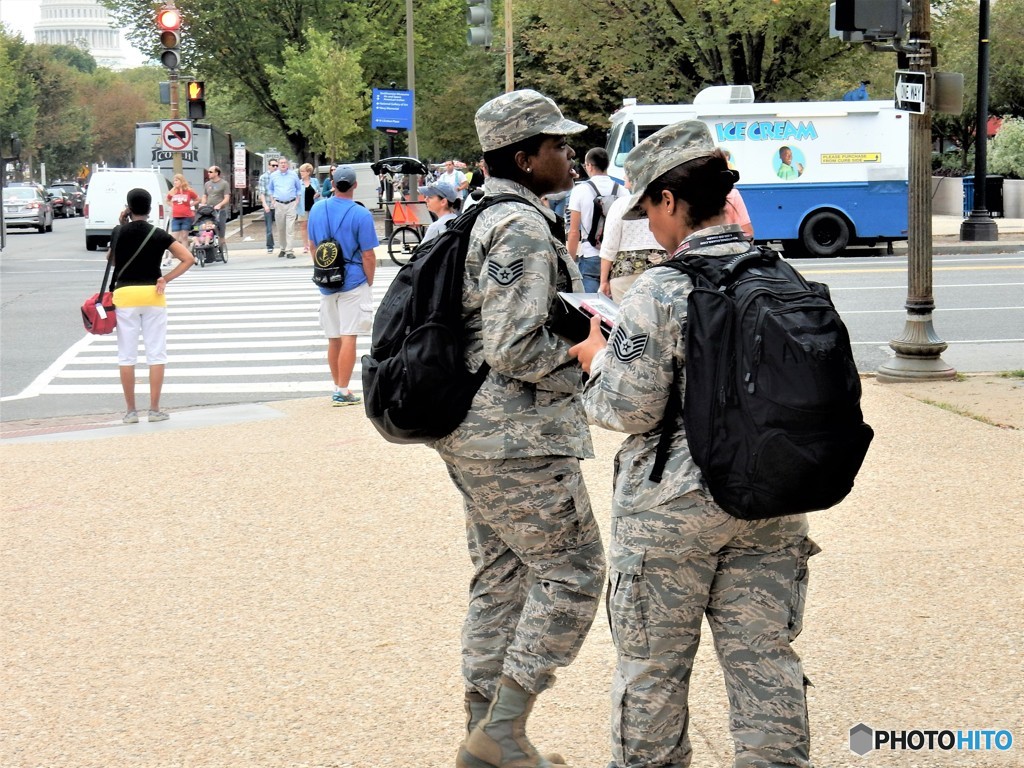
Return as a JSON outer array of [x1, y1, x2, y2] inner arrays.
[[605, 85, 909, 256]]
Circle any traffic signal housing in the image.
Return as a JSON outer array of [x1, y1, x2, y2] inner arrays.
[[466, 0, 493, 47], [156, 5, 181, 70], [186, 80, 206, 119], [830, 0, 911, 42]]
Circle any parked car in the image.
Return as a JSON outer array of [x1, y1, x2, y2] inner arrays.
[[3, 186, 54, 233], [47, 187, 74, 218], [50, 180, 85, 215]]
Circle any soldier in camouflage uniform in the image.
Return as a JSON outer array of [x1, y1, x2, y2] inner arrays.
[[571, 121, 820, 768], [436, 90, 607, 768]]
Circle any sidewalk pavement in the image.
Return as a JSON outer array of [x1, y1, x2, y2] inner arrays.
[[2, 381, 1022, 766], [218, 211, 1024, 271]]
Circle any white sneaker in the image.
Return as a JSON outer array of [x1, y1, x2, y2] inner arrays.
[[148, 410, 170, 422], [122, 410, 139, 424]]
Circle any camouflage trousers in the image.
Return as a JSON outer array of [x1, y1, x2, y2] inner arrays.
[[442, 454, 606, 698], [606, 491, 820, 768]]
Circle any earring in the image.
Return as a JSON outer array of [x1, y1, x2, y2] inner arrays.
[[527, 167, 533, 173]]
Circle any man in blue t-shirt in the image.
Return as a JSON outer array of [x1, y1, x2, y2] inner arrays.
[[307, 165, 380, 407]]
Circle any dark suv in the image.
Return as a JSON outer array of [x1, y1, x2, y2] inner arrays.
[[50, 180, 86, 216]]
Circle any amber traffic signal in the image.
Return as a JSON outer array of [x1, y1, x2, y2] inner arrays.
[[186, 80, 206, 119]]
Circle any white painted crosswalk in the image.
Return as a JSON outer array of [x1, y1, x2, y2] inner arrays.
[[24, 267, 401, 399]]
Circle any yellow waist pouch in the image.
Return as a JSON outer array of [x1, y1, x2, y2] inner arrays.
[[113, 285, 166, 308]]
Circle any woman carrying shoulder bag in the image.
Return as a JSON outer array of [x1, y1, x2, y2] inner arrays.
[[111, 188, 194, 424]]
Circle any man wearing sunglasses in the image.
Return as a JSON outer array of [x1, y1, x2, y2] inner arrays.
[[258, 159, 278, 254]]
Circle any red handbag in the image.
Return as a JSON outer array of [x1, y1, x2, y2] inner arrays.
[[80, 226, 155, 335], [81, 259, 117, 335]]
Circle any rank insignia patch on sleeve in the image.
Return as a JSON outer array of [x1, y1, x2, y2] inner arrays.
[[610, 325, 649, 363], [487, 259, 525, 286]]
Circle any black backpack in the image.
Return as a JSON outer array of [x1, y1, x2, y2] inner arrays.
[[362, 194, 542, 444], [650, 241, 874, 520], [312, 206, 356, 288], [584, 179, 620, 248]]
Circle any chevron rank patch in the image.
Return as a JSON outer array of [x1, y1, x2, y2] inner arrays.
[[487, 258, 525, 286], [610, 325, 649, 363]]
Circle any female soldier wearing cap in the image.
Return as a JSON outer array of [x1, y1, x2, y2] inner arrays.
[[436, 89, 606, 768], [571, 121, 819, 768]]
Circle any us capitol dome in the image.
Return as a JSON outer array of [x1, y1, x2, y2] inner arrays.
[[33, 0, 128, 69]]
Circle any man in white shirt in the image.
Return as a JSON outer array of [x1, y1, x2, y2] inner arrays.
[[438, 160, 468, 200], [567, 147, 626, 292]]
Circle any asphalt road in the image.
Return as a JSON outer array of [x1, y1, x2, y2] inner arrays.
[[2, 217, 1022, 423]]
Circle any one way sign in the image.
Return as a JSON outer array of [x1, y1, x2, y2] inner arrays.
[[894, 70, 927, 114], [160, 119, 193, 152]]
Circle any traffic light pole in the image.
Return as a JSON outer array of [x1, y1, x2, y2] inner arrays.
[[959, 0, 997, 241], [170, 70, 183, 177], [877, 0, 955, 381]]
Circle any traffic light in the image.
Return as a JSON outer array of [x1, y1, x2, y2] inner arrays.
[[830, 0, 911, 42], [156, 5, 181, 70], [466, 0, 493, 47], [186, 80, 206, 119]]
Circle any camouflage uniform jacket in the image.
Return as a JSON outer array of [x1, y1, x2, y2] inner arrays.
[[434, 177, 594, 460], [582, 224, 750, 515]]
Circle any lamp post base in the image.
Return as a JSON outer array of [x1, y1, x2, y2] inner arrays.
[[877, 312, 957, 382], [960, 213, 998, 241]]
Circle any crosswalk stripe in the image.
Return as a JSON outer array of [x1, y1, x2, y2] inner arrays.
[[18, 267, 403, 400]]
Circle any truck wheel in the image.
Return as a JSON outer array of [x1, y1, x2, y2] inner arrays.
[[800, 211, 849, 257]]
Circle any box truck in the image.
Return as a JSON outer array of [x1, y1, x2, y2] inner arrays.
[[605, 85, 909, 256], [134, 122, 261, 217]]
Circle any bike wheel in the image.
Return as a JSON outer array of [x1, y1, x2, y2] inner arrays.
[[388, 226, 421, 266]]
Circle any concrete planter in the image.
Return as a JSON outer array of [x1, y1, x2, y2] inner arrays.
[[931, 176, 963, 216], [1003, 179, 1024, 218]]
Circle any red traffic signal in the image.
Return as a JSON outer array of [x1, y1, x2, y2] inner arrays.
[[156, 7, 181, 31], [156, 5, 181, 70]]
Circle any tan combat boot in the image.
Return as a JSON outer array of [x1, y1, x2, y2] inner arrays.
[[463, 691, 565, 766], [456, 677, 568, 768]]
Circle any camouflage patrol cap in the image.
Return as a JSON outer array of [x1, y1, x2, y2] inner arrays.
[[621, 120, 716, 220], [475, 89, 586, 153]]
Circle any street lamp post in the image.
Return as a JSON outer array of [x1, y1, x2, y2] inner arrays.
[[877, 0, 956, 382], [959, 0, 998, 241]]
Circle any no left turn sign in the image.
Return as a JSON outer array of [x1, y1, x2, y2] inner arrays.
[[160, 119, 193, 152]]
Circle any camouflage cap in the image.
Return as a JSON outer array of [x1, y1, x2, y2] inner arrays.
[[621, 120, 716, 220], [475, 89, 586, 153]]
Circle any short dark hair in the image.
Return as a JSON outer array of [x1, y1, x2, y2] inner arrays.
[[483, 134, 548, 181], [585, 147, 610, 172], [334, 179, 354, 193], [641, 150, 736, 228], [126, 188, 151, 215]]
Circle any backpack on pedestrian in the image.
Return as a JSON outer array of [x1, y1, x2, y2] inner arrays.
[[312, 206, 356, 288], [649, 241, 874, 519], [584, 179, 620, 248], [362, 193, 548, 444]]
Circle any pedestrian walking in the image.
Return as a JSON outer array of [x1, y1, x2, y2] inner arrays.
[[297, 162, 320, 254], [306, 165, 379, 407], [416, 179, 460, 244], [570, 120, 820, 768], [165, 173, 198, 251], [597, 177, 667, 302], [110, 188, 195, 424], [439, 89, 606, 768], [258, 158, 278, 253], [200, 165, 231, 240], [567, 148, 627, 292], [268, 157, 303, 258]]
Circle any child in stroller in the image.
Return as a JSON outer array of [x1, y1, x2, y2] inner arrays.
[[190, 204, 227, 266]]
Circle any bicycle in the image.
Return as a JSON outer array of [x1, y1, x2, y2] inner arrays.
[[385, 199, 429, 266]]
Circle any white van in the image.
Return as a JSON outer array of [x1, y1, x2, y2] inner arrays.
[[315, 162, 380, 210], [84, 168, 172, 251]]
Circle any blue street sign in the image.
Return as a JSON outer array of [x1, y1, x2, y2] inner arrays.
[[371, 88, 414, 130]]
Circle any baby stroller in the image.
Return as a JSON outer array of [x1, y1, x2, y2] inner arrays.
[[190, 205, 227, 267]]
